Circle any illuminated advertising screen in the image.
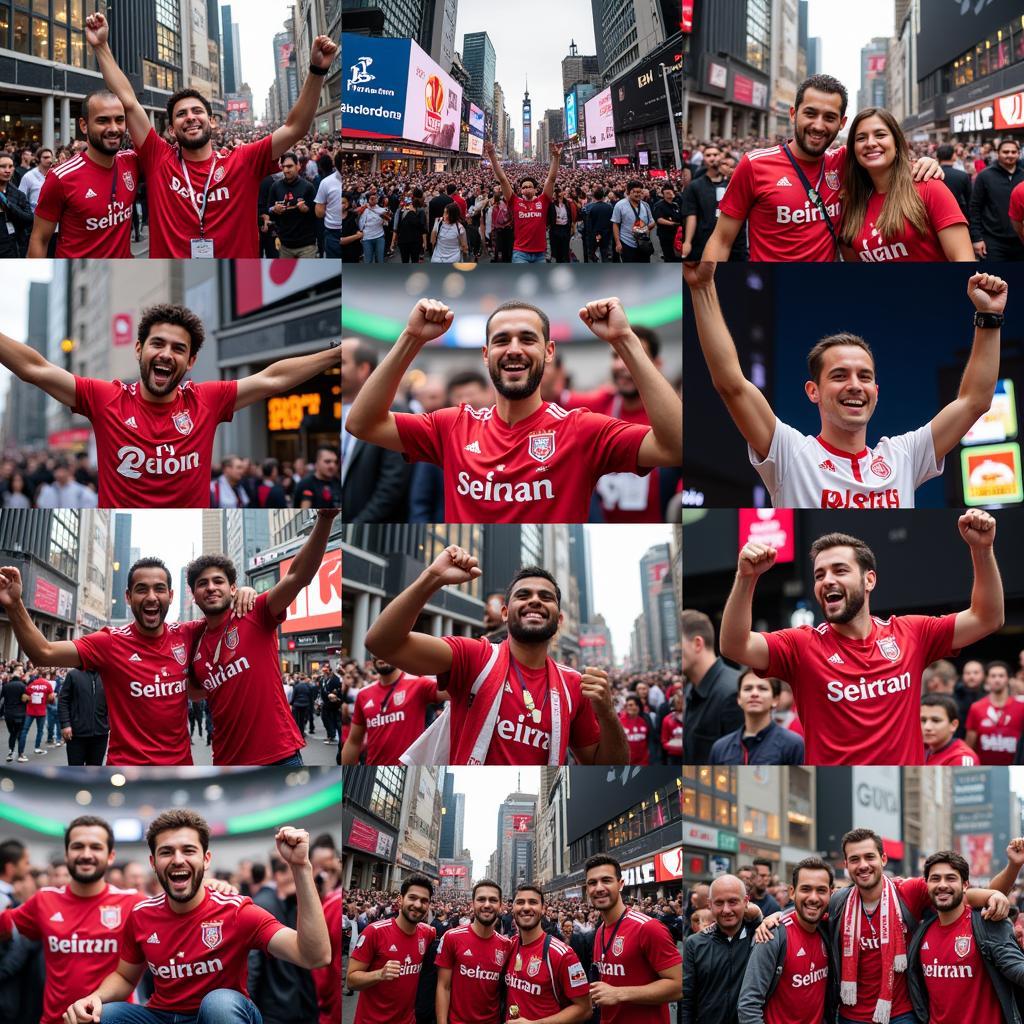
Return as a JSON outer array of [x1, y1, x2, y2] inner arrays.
[[280, 548, 341, 633], [961, 443, 1024, 506], [963, 379, 1018, 445], [341, 34, 409, 139], [737, 508, 795, 563], [512, 814, 533, 832], [565, 90, 578, 138], [584, 87, 615, 150], [404, 39, 462, 151], [467, 103, 485, 155], [611, 39, 683, 130]]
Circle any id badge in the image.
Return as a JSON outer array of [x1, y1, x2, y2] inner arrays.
[[5, 221, 13, 235], [190, 238, 214, 258]]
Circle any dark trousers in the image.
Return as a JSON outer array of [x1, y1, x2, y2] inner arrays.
[[982, 236, 1024, 261], [620, 242, 650, 263], [321, 705, 339, 742], [259, 228, 278, 259], [399, 242, 422, 263], [66, 734, 108, 766], [550, 225, 572, 262], [493, 226, 513, 263], [292, 706, 311, 734], [4, 714, 24, 753]]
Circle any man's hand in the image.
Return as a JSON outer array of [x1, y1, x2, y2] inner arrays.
[[0, 566, 24, 607], [62, 726, 73, 742], [297, 200, 309, 213], [273, 202, 286, 215], [738, 543, 777, 578], [405, 299, 454, 346], [589, 982, 625, 1006], [753, 912, 782, 944], [1007, 838, 1024, 872], [578, 297, 632, 347], [580, 666, 613, 714], [317, 508, 341, 521], [549, 142, 563, 161], [974, 241, 987, 259], [205, 878, 240, 896], [232, 587, 258, 617], [967, 272, 1008, 315], [683, 261, 716, 291], [310, 35, 339, 71], [379, 960, 402, 982], [275, 826, 311, 867], [425, 546, 482, 588], [84, 12, 108, 48], [910, 156, 944, 182], [958, 509, 996, 549], [982, 891, 1010, 921], [63, 995, 102, 1024], [483, 141, 496, 160]]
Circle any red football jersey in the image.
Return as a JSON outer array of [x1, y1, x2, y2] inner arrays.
[[189, 594, 304, 765], [619, 713, 650, 765], [920, 907, 1003, 1024], [505, 933, 590, 1020], [964, 697, 1024, 765], [34, 150, 140, 258], [352, 674, 442, 764], [314, 890, 342, 1024], [351, 918, 436, 1024], [759, 613, 957, 765], [442, 636, 601, 764], [120, 889, 284, 1013], [847, 179, 967, 263], [510, 193, 551, 252], [435, 924, 513, 1024], [661, 713, 683, 756], [73, 376, 237, 508], [393, 401, 650, 523], [592, 909, 682, 1024], [24, 677, 53, 717], [1011, 182, 1024, 224], [924, 737, 978, 766], [136, 130, 278, 258], [763, 915, 829, 1024], [0, 884, 143, 1024], [73, 620, 203, 765], [719, 144, 846, 262]]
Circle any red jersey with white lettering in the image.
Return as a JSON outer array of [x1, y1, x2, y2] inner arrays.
[[563, 387, 661, 522], [619, 712, 650, 765], [847, 179, 967, 263], [189, 594, 303, 765], [753, 420, 941, 509], [920, 907, 1003, 1024], [73, 619, 203, 765], [965, 696, 1024, 765], [510, 193, 551, 252], [120, 889, 284, 1013], [394, 401, 650, 523], [352, 674, 442, 764], [137, 130, 277, 258], [505, 933, 590, 1020], [719, 144, 846, 262], [351, 918, 436, 1024], [924, 737, 978, 766], [314, 890, 342, 1024], [0, 883, 143, 1024], [759, 613, 958, 765], [35, 149, 140, 258], [24, 677, 53, 717], [73, 376, 237, 508], [763, 916, 829, 1024], [1011, 182, 1024, 224], [661, 712, 683, 756], [592, 909, 682, 1024], [442, 636, 601, 764], [435, 924, 514, 1024]]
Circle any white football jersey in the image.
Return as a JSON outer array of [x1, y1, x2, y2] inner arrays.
[[750, 419, 942, 508]]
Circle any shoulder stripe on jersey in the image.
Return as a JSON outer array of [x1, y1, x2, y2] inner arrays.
[[545, 403, 570, 419], [465, 405, 495, 421], [40, 886, 68, 894], [368, 918, 393, 930], [52, 156, 85, 178], [747, 146, 782, 160], [209, 892, 246, 906], [107, 885, 139, 894], [550, 938, 569, 954], [625, 910, 649, 923], [133, 894, 167, 911]]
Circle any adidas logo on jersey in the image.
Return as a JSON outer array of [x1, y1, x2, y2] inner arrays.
[[130, 653, 142, 662], [147, 932, 161, 944], [776, 176, 793, 187], [389, 944, 398, 952], [125, 416, 138, 429], [50, 911, 64, 922], [827, 653, 844, 665], [465, 440, 481, 453], [796, 947, 806, 956], [85, 188, 98, 198], [819, 459, 837, 472], [463, 949, 473, 957]]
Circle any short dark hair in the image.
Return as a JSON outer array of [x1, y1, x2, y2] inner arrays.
[[752, 857, 773, 871], [447, 369, 488, 400], [65, 815, 114, 854], [81, 89, 122, 121], [680, 609, 715, 647], [631, 325, 661, 360], [936, 144, 954, 161], [401, 873, 434, 898], [986, 660, 1011, 676], [0, 154, 14, 167], [35, 146, 53, 160], [250, 862, 267, 885], [738, 671, 781, 697], [261, 457, 280, 478], [138, 303, 205, 358], [923, 849, 969, 883], [514, 882, 545, 902], [920, 693, 959, 723], [626, 179, 642, 191], [167, 88, 213, 124], [146, 809, 210, 854], [519, 176, 538, 190], [0, 840, 25, 873], [446, 182, 457, 194], [472, 877, 502, 899], [998, 138, 1021, 151], [281, 151, 299, 165], [505, 565, 561, 607], [809, 533, 876, 574], [314, 444, 340, 461], [791, 856, 834, 888], [584, 854, 622, 879], [186, 553, 237, 592], [841, 827, 884, 858], [795, 74, 849, 117], [806, 332, 874, 382], [485, 301, 550, 345], [348, 341, 378, 373], [127, 557, 172, 591]]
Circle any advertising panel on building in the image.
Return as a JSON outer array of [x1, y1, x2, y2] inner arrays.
[[467, 103, 485, 155], [404, 39, 462, 151], [611, 38, 683, 131], [584, 87, 615, 150], [341, 34, 410, 138], [565, 90, 578, 138], [280, 548, 341, 634], [916, 0, 1020, 77]]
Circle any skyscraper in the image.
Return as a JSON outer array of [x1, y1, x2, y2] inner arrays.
[[522, 79, 532, 159], [111, 513, 132, 621], [561, 39, 600, 94], [462, 32, 497, 114], [496, 791, 537, 896], [639, 542, 678, 667], [591, 0, 673, 80], [425, 0, 459, 73], [221, 5, 240, 95]]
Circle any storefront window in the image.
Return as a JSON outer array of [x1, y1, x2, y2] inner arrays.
[[0, 6, 9, 47], [31, 0, 47, 14], [69, 28, 83, 66], [31, 15, 47, 57], [697, 792, 711, 820], [69, 0, 82, 28], [714, 798, 731, 827], [53, 0, 65, 21], [13, 10, 28, 52], [682, 787, 696, 816], [52, 24, 66, 62]]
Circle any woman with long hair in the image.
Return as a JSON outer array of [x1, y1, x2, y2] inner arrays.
[[839, 107, 973, 262], [430, 201, 468, 263]]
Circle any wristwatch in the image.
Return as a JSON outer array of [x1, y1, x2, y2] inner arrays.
[[974, 311, 1004, 329]]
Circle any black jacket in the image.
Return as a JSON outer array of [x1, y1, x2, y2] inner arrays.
[[57, 668, 108, 738], [684, 659, 744, 764], [683, 923, 759, 1024], [341, 434, 411, 522], [1, 679, 26, 717], [0, 184, 32, 258], [681, 174, 748, 261], [247, 887, 317, 1023], [969, 162, 1024, 246], [583, 200, 614, 239], [955, 679, 984, 741], [907, 909, 1024, 1024], [268, 175, 318, 247], [940, 165, 972, 217]]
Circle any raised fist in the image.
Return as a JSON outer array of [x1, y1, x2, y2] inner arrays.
[[311, 35, 339, 70], [275, 826, 310, 866], [683, 261, 717, 291], [578, 297, 632, 346], [967, 273, 1008, 315], [425, 546, 481, 587], [958, 509, 996, 548], [406, 298, 454, 346], [0, 566, 24, 608], [84, 12, 108, 48], [738, 543, 777, 578]]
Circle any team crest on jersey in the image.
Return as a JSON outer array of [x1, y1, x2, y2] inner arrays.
[[527, 955, 542, 977], [825, 170, 840, 191], [870, 455, 891, 479], [214, 165, 227, 183], [100, 905, 122, 930], [612, 936, 624, 956], [527, 431, 556, 463], [224, 626, 239, 651], [955, 934, 972, 958], [876, 636, 901, 661], [201, 920, 223, 949], [418, 937, 426, 955], [122, 170, 135, 191], [495, 949, 505, 966], [393, 689, 406, 706], [172, 643, 187, 665], [172, 410, 194, 435]]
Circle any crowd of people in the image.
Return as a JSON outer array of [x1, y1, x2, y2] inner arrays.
[[680, 71, 1024, 263]]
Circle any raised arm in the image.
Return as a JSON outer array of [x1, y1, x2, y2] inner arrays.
[[0, 331, 76, 407], [988, 838, 1024, 896], [84, 14, 152, 146], [345, 299, 454, 451], [701, 214, 744, 262], [543, 143, 563, 200], [719, 544, 775, 671], [0, 568, 82, 668], [483, 141, 513, 203], [930, 273, 1007, 460], [266, 510, 338, 617], [235, 345, 341, 411], [272, 36, 339, 159], [571, 666, 629, 765], [952, 510, 1004, 649], [265, 828, 331, 968], [684, 262, 776, 460]]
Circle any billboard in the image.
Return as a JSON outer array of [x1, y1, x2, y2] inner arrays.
[[440, 865, 468, 877], [567, 767, 681, 841], [611, 38, 683, 131], [961, 443, 1023, 506], [233, 260, 339, 317], [917, 0, 1020, 77], [404, 39, 462, 151], [280, 548, 341, 634], [512, 815, 533, 832], [467, 102, 485, 155], [565, 90, 578, 138], [738, 508, 794, 564], [584, 87, 615, 150], [341, 34, 409, 139]]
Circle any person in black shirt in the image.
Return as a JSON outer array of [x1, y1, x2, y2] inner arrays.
[[681, 145, 747, 261], [257, 172, 279, 259], [583, 187, 614, 262], [1, 670, 26, 762], [0, 155, 33, 258], [341, 195, 362, 263], [269, 152, 319, 258], [682, 610, 744, 763], [653, 185, 683, 262], [295, 445, 341, 508], [395, 188, 429, 263], [969, 137, 1024, 261], [319, 664, 341, 744], [57, 667, 108, 766], [937, 143, 971, 217]]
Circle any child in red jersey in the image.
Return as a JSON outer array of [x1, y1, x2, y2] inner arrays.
[[921, 694, 977, 766]]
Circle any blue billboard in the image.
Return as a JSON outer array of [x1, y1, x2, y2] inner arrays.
[[341, 34, 410, 139], [565, 90, 578, 138]]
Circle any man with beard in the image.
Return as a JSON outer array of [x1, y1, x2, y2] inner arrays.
[[184, 509, 338, 766], [685, 262, 1006, 509], [364, 547, 628, 765], [435, 879, 513, 1024], [505, 884, 591, 1023], [908, 850, 1024, 1024], [84, 13, 338, 258], [64, 810, 330, 1024], [345, 297, 681, 524], [0, 303, 339, 507], [719, 513, 1004, 765], [28, 90, 139, 258], [347, 875, 437, 1024], [737, 857, 834, 1024], [965, 660, 1024, 765], [585, 856, 682, 1024]]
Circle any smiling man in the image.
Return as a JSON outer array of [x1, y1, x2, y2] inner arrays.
[[685, 263, 1006, 508]]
